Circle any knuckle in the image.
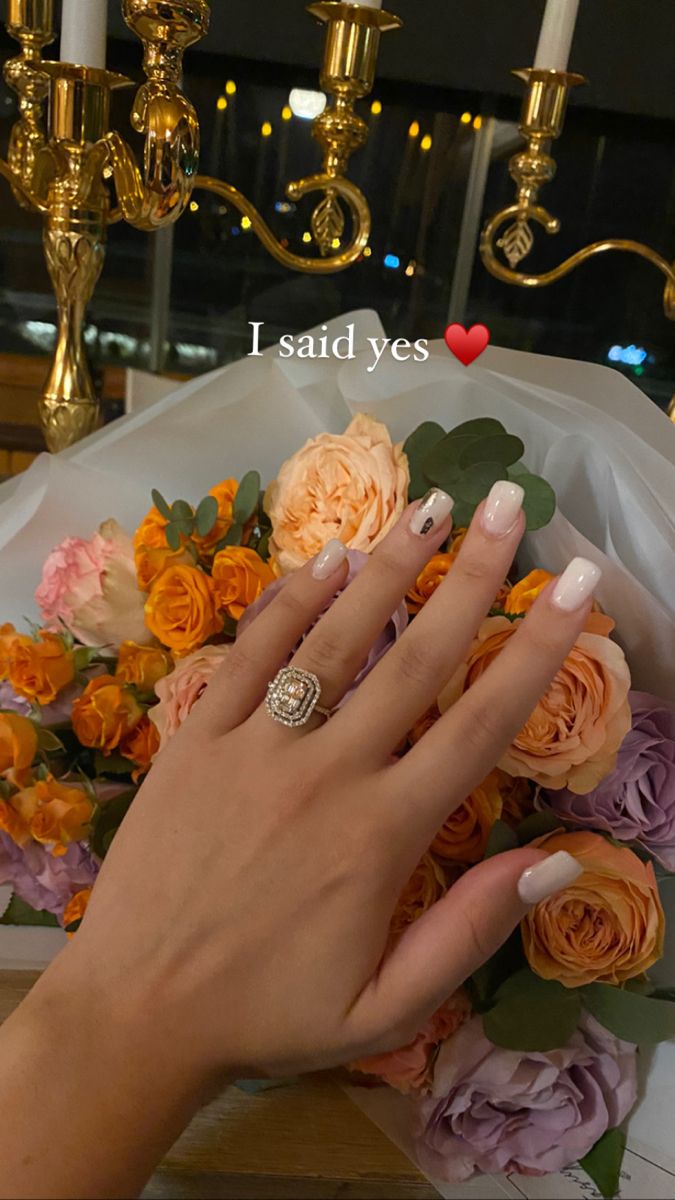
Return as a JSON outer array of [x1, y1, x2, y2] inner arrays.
[[301, 625, 355, 677], [393, 638, 439, 688], [216, 641, 255, 684], [454, 552, 491, 586], [371, 546, 405, 582], [457, 697, 506, 751], [273, 584, 309, 624]]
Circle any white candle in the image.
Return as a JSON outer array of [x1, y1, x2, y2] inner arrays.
[[60, 0, 108, 70], [533, 0, 580, 71]]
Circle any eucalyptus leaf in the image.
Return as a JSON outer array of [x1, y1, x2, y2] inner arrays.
[[234, 471, 261, 525], [447, 498, 475, 530], [446, 418, 506, 440], [517, 811, 564, 844], [90, 790, 136, 860], [0, 895, 59, 928], [508, 471, 556, 531], [215, 523, 244, 551], [256, 528, 272, 561], [64, 917, 83, 935], [165, 523, 181, 552], [423, 434, 479, 484], [171, 499, 194, 522], [94, 751, 134, 777], [173, 519, 194, 537], [579, 1128, 626, 1200], [470, 929, 525, 1010], [459, 434, 524, 469], [582, 983, 675, 1044], [484, 968, 582, 1052], [196, 495, 219, 538], [151, 489, 172, 520], [403, 422, 446, 500], [484, 820, 519, 859], [453, 462, 505, 505]]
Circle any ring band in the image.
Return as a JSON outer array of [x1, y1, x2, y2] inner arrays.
[[266, 666, 333, 728]]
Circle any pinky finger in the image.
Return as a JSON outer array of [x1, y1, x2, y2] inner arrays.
[[195, 541, 349, 735]]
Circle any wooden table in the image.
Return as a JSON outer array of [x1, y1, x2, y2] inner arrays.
[[0, 972, 439, 1199]]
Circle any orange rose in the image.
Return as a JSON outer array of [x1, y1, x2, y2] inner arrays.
[[133, 507, 169, 554], [408, 704, 441, 747], [0, 712, 38, 776], [0, 623, 17, 680], [391, 853, 447, 935], [194, 478, 240, 560], [7, 632, 75, 705], [266, 415, 409, 573], [115, 642, 172, 692], [144, 565, 223, 657], [212, 547, 276, 621], [63, 887, 92, 937], [407, 554, 453, 615], [14, 778, 94, 856], [505, 569, 554, 615], [120, 715, 161, 781], [522, 831, 665, 987], [0, 798, 30, 845], [431, 772, 503, 864], [133, 507, 193, 592], [439, 615, 631, 794], [72, 674, 144, 754], [496, 770, 535, 827]]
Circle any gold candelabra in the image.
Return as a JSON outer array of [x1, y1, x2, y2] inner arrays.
[[481, 69, 675, 322], [1, 0, 401, 452]]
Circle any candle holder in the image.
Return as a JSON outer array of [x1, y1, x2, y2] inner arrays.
[[0, 0, 402, 452], [480, 68, 675, 323]]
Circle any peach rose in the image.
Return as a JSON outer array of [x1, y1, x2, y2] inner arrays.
[[350, 990, 471, 1095], [439, 614, 631, 794], [37, 520, 152, 648], [505, 569, 554, 615], [496, 770, 535, 828], [522, 831, 665, 987], [0, 624, 17, 681], [391, 853, 448, 936], [212, 547, 276, 621], [266, 415, 409, 573], [13, 778, 94, 856], [63, 887, 92, 936], [150, 644, 230, 747], [145, 565, 223, 657], [431, 772, 503, 864], [115, 642, 172, 693], [120, 716, 161, 781], [7, 632, 75, 705], [0, 712, 38, 776], [72, 674, 144, 755]]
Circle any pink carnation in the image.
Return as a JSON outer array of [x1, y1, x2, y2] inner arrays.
[[36, 520, 151, 649], [350, 991, 471, 1095], [150, 644, 230, 748]]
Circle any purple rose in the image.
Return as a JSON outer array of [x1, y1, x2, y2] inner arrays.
[[414, 1015, 637, 1183], [0, 834, 98, 920], [542, 691, 675, 869], [238, 550, 408, 704]]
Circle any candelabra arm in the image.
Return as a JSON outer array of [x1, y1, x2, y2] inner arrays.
[[195, 173, 370, 273], [3, 0, 54, 210]]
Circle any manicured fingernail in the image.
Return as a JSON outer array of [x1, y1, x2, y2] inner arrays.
[[481, 481, 525, 538], [551, 557, 602, 613], [312, 539, 348, 581], [518, 852, 583, 905], [409, 489, 454, 537]]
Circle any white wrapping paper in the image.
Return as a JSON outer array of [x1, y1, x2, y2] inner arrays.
[[0, 311, 673, 1196]]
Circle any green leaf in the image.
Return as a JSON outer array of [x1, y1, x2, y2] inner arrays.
[[402, 422, 446, 500], [652, 986, 675, 1002], [214, 523, 244, 552], [447, 418, 506, 440], [36, 728, 65, 754], [423, 434, 477, 486], [94, 751, 133, 777], [73, 646, 98, 673], [579, 1128, 626, 1200], [171, 499, 194, 522], [507, 461, 529, 478], [516, 811, 564, 844], [582, 983, 675, 1043], [484, 820, 519, 859], [447, 498, 475, 530], [90, 790, 136, 860], [453, 462, 505, 505], [484, 968, 582, 1052], [151, 489, 172, 520], [459, 434, 524, 469], [256, 528, 272, 561], [509, 471, 556, 531], [64, 917, 83, 935], [196, 495, 219, 538], [0, 895, 59, 928], [470, 929, 525, 1009], [165, 523, 181, 552], [234, 471, 261, 525]]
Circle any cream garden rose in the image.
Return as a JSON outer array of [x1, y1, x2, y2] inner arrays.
[[265, 414, 409, 573]]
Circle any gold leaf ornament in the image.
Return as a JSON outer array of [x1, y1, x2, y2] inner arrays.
[[498, 220, 534, 269], [311, 191, 345, 256]]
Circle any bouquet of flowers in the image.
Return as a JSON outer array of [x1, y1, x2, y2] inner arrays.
[[1, 413, 673, 1198]]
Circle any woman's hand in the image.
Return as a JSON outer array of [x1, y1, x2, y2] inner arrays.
[[0, 482, 595, 1198]]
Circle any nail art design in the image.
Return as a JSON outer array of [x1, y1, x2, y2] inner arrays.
[[481, 480, 525, 538], [518, 851, 584, 905], [409, 489, 454, 537], [551, 558, 602, 613], [312, 539, 348, 581]]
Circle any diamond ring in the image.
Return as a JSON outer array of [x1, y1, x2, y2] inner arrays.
[[265, 666, 333, 728]]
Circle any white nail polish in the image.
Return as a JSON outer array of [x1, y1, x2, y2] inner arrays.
[[551, 557, 602, 613], [312, 539, 348, 581], [518, 851, 583, 905], [409, 489, 455, 537], [481, 481, 525, 538]]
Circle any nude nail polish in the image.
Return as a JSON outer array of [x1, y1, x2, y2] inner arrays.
[[518, 852, 583, 905], [312, 539, 348, 581], [551, 558, 602, 613], [481, 481, 525, 538], [409, 489, 455, 537]]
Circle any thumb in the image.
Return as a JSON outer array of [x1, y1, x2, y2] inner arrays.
[[349, 847, 582, 1052]]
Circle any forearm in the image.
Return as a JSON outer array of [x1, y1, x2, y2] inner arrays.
[[0, 947, 207, 1200]]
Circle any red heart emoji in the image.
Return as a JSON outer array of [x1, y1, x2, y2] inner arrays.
[[444, 323, 490, 367]]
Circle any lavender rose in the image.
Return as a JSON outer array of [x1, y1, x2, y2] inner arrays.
[[414, 1015, 637, 1183], [0, 834, 98, 920], [238, 550, 408, 704], [542, 691, 675, 869]]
